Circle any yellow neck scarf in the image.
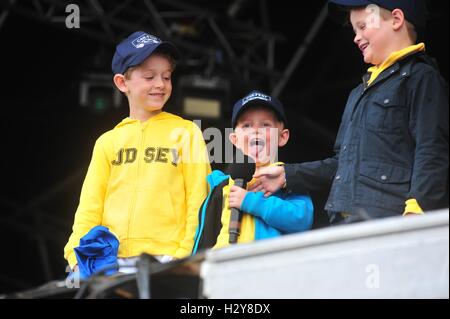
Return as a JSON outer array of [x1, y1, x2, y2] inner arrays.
[[367, 43, 425, 86]]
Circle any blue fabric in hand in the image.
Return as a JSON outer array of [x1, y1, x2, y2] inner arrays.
[[74, 225, 119, 280]]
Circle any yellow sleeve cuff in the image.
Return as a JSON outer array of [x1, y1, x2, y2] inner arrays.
[[271, 162, 286, 188], [403, 198, 425, 216], [66, 251, 78, 269], [272, 162, 285, 166]]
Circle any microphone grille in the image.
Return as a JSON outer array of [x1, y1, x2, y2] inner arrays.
[[229, 149, 255, 182]]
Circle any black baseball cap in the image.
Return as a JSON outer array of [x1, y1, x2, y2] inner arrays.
[[231, 90, 287, 129], [111, 31, 181, 75], [327, 0, 427, 29]]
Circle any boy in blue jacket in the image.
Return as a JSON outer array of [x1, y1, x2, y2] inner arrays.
[[192, 91, 313, 253]]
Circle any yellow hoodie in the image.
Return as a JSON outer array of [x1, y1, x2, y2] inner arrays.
[[64, 112, 211, 267]]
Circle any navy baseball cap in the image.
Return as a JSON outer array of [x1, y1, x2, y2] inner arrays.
[[112, 31, 181, 74], [327, 0, 427, 29], [231, 91, 287, 128]]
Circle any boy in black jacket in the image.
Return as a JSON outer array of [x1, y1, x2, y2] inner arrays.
[[253, 0, 449, 224]]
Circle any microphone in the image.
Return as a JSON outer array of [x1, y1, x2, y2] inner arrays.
[[228, 149, 255, 244]]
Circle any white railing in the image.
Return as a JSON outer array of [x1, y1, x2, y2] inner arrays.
[[201, 210, 449, 299]]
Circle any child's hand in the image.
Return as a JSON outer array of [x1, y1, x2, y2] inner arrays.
[[252, 165, 286, 197], [229, 185, 248, 210]]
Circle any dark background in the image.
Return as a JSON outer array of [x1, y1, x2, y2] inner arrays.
[[0, 0, 448, 294]]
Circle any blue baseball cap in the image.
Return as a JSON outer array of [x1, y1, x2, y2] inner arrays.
[[327, 0, 427, 29], [111, 31, 181, 74], [231, 90, 287, 128]]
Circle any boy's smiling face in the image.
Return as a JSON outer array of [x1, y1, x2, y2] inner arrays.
[[230, 106, 289, 166], [350, 7, 395, 66], [116, 53, 173, 120]]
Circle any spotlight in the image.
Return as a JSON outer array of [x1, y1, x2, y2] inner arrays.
[[79, 73, 123, 113], [177, 75, 230, 120]]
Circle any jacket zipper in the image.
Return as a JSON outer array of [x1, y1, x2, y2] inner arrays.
[[126, 124, 144, 256]]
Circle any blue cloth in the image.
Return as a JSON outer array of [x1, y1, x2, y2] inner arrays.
[[74, 225, 119, 279]]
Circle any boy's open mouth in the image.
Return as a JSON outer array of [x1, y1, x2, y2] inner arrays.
[[359, 43, 369, 53], [249, 138, 265, 148]]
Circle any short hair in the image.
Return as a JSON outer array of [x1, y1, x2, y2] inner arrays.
[[379, 7, 418, 43], [405, 20, 418, 43], [343, 6, 417, 43]]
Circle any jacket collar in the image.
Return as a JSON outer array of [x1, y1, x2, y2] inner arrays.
[[206, 170, 230, 189], [362, 51, 431, 90]]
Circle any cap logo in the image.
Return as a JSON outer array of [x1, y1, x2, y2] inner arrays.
[[132, 34, 161, 49], [242, 92, 271, 105]]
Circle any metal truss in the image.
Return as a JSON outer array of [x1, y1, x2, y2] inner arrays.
[[0, 0, 288, 83]]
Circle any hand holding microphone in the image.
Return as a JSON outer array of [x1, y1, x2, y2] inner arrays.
[[228, 185, 248, 210]]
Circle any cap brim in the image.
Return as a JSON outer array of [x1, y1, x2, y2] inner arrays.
[[232, 99, 287, 128], [157, 42, 182, 61], [328, 0, 372, 6], [127, 41, 181, 71], [327, 0, 373, 25]]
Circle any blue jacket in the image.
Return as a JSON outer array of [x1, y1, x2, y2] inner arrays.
[[242, 187, 314, 239], [192, 170, 314, 254]]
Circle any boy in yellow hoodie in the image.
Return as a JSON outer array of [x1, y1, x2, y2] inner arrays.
[[64, 31, 211, 272]]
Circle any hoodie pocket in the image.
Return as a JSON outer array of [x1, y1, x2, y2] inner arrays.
[[131, 188, 178, 239]]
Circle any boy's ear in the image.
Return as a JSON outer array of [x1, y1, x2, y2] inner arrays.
[[278, 128, 290, 147], [229, 132, 238, 146], [113, 74, 129, 93], [391, 8, 406, 31]]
